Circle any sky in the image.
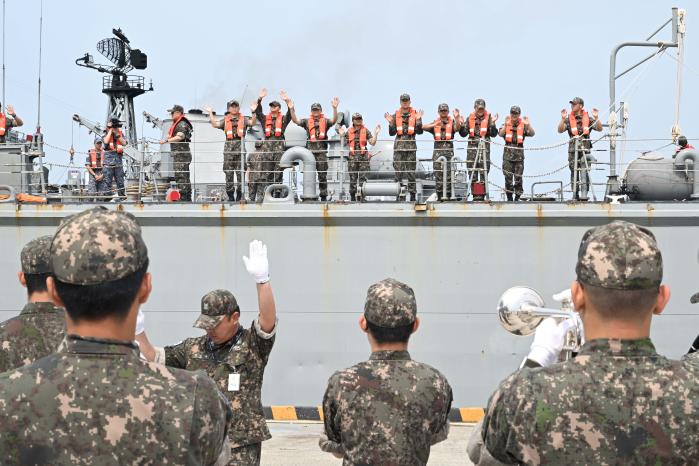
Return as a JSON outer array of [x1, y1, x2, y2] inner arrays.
[[2, 0, 696, 197]]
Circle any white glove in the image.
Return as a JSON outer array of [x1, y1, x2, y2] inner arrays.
[[135, 308, 145, 335], [527, 317, 575, 367], [243, 240, 270, 284]]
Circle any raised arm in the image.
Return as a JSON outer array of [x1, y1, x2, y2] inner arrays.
[[329, 97, 339, 125], [203, 105, 222, 129], [557, 109, 568, 134], [523, 116, 535, 137], [242, 240, 276, 333], [369, 125, 380, 146], [5, 105, 22, 127], [254, 88, 267, 123], [248, 104, 258, 127], [591, 108, 603, 131]]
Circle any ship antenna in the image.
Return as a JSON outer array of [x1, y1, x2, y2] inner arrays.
[[36, 0, 43, 132], [2, 0, 6, 108]]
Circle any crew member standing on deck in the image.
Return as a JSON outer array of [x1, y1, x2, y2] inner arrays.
[[85, 137, 106, 201], [102, 118, 127, 199], [422, 103, 462, 201], [0, 103, 23, 143], [337, 113, 380, 201], [674, 135, 695, 158], [204, 101, 257, 202], [458, 98, 498, 201], [139, 240, 278, 466], [499, 106, 535, 201], [254, 88, 293, 188], [290, 97, 340, 201], [386, 94, 423, 201], [160, 105, 194, 201], [557, 97, 602, 201]]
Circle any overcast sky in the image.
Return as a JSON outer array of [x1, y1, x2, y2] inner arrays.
[[2, 0, 696, 196]]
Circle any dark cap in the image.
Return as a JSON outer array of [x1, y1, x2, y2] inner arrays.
[[569, 97, 584, 106], [691, 292, 699, 304], [193, 289, 239, 330], [364, 278, 417, 328], [678, 135, 689, 147], [438, 103, 449, 111], [21, 235, 53, 274], [269, 100, 281, 108], [576, 220, 662, 290], [510, 105, 521, 114], [94, 137, 103, 145], [50, 207, 149, 285], [352, 112, 363, 120], [310, 102, 322, 111], [227, 100, 240, 108], [167, 104, 185, 114], [400, 93, 411, 102], [474, 98, 486, 109]]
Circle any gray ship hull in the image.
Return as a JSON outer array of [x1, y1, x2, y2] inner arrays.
[[0, 201, 697, 408]]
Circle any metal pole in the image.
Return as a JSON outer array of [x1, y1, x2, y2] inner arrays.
[[672, 8, 685, 141], [450, 156, 456, 200], [573, 139, 580, 200], [2, 0, 5, 109], [36, 0, 45, 194], [481, 140, 489, 200], [138, 139, 144, 201], [338, 138, 346, 201]]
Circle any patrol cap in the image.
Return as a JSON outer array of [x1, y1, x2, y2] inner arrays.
[[227, 100, 240, 108], [352, 112, 363, 120], [576, 220, 663, 290], [438, 103, 449, 111], [364, 278, 417, 328], [50, 207, 149, 285], [193, 289, 240, 330], [310, 102, 322, 111], [94, 137, 103, 145], [21, 235, 53, 274], [510, 105, 521, 114], [474, 98, 486, 109], [269, 100, 281, 108], [167, 104, 184, 114], [691, 292, 699, 304], [400, 93, 411, 102], [678, 135, 688, 147], [569, 97, 584, 106]]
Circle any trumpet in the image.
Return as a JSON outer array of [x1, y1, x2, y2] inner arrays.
[[497, 286, 584, 358]]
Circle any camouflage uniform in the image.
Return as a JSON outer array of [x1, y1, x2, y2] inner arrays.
[[0, 112, 18, 143], [343, 127, 373, 199], [459, 106, 498, 200], [163, 289, 277, 466], [0, 236, 65, 373], [299, 116, 333, 199], [424, 111, 457, 200], [248, 141, 273, 203], [0, 207, 232, 465], [564, 102, 601, 199], [255, 104, 292, 185], [472, 221, 699, 465], [320, 278, 453, 465], [170, 116, 194, 201], [85, 147, 106, 201], [388, 106, 423, 197], [498, 111, 535, 200], [214, 114, 253, 201]]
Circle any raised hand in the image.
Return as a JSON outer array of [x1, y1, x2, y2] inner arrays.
[[6, 104, 14, 115], [384, 112, 394, 123], [287, 99, 294, 110], [453, 108, 461, 119], [242, 240, 270, 284], [280, 89, 290, 102], [523, 116, 530, 125], [491, 112, 499, 124], [250, 103, 258, 112], [202, 105, 214, 115], [591, 108, 599, 119], [258, 88, 268, 99], [416, 109, 424, 119], [561, 108, 568, 120], [331, 97, 340, 108], [375, 124, 381, 134]]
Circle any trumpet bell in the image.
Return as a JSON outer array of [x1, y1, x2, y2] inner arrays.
[[497, 286, 545, 336]]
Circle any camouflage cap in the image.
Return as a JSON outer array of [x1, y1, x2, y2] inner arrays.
[[21, 235, 53, 274], [227, 100, 240, 107], [94, 137, 103, 145], [50, 207, 149, 285], [474, 98, 486, 109], [269, 100, 281, 108], [576, 220, 663, 290], [400, 93, 411, 102], [364, 278, 417, 328], [193, 289, 239, 330], [510, 105, 521, 114], [438, 103, 449, 111], [569, 97, 584, 106], [167, 104, 184, 114], [310, 102, 322, 111], [352, 112, 363, 120]]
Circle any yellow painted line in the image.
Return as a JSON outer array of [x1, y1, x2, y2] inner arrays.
[[271, 406, 298, 421], [459, 407, 484, 422]]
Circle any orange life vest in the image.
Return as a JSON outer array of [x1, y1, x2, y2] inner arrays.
[[0, 113, 6, 136], [505, 116, 526, 145], [224, 114, 246, 140], [104, 129, 124, 154], [395, 108, 416, 136], [307, 115, 327, 142], [88, 148, 104, 169], [264, 112, 284, 137], [468, 111, 490, 138], [569, 110, 590, 136], [433, 117, 454, 141], [348, 126, 368, 156]]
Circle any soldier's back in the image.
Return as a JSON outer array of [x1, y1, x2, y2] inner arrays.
[[483, 339, 699, 465], [324, 350, 452, 465], [0, 335, 230, 466], [0, 302, 65, 372]]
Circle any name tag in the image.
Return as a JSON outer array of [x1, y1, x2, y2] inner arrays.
[[228, 373, 240, 391]]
